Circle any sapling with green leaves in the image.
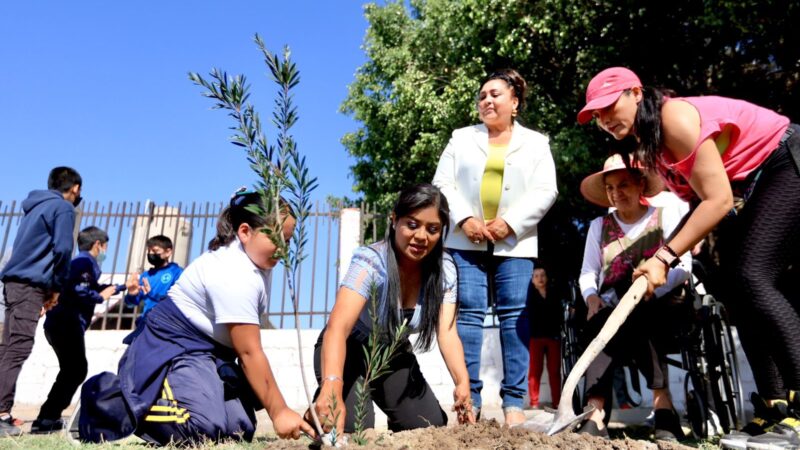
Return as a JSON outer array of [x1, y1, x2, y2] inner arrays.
[[352, 281, 410, 445], [189, 34, 322, 438]]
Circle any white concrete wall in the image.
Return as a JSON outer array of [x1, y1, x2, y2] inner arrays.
[[16, 325, 755, 421]]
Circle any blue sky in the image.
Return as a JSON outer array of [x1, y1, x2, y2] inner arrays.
[[1, 1, 369, 204]]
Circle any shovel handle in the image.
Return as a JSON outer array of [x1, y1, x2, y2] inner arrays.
[[554, 276, 649, 419]]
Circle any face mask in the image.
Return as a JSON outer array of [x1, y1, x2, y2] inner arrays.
[[147, 253, 165, 267], [96, 251, 107, 266], [73, 195, 83, 208]]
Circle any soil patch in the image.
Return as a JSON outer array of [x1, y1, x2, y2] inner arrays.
[[262, 420, 697, 450]]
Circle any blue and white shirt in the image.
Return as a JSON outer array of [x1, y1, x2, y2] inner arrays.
[[341, 241, 457, 340]]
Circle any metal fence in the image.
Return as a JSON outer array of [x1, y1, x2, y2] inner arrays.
[[0, 199, 383, 330]]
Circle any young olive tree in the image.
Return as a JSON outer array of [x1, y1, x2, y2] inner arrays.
[[189, 34, 322, 438]]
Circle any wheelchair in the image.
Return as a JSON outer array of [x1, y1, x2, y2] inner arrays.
[[560, 259, 746, 438]]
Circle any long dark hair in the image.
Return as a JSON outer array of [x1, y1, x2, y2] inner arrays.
[[631, 86, 677, 170], [381, 183, 451, 352], [208, 190, 292, 251]]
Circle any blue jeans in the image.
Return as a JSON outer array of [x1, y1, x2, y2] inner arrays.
[[450, 249, 533, 409]]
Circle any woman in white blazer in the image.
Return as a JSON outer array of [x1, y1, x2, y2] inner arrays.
[[432, 69, 558, 425]]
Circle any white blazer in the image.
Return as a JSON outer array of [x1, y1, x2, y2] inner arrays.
[[433, 122, 558, 258]]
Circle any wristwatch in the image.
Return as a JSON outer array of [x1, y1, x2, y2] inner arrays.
[[654, 245, 680, 268]]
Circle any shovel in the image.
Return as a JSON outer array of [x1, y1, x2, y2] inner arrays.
[[523, 276, 649, 435]]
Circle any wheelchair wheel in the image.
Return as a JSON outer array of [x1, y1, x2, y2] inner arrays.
[[698, 301, 743, 434], [709, 302, 746, 430], [685, 388, 708, 438]]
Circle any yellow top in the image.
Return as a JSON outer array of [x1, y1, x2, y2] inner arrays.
[[480, 143, 507, 221]]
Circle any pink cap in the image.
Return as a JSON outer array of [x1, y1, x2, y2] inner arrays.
[[577, 67, 642, 124]]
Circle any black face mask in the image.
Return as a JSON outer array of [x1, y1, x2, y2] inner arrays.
[[72, 195, 83, 208], [147, 253, 166, 267]]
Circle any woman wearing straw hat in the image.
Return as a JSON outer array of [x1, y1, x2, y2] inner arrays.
[[577, 153, 691, 440], [577, 67, 800, 447]]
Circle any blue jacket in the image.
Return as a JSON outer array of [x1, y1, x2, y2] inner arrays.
[[46, 251, 117, 331], [124, 262, 183, 317], [0, 189, 75, 291]]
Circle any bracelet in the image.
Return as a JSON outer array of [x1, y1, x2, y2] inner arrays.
[[324, 375, 343, 383], [662, 244, 679, 258], [654, 246, 680, 268], [654, 253, 671, 268]]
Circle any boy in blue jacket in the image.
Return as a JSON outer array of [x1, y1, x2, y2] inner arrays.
[[123, 235, 182, 344], [32, 226, 124, 433], [0, 167, 82, 436]]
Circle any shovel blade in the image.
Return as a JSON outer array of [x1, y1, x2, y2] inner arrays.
[[546, 406, 594, 436], [520, 406, 594, 435]]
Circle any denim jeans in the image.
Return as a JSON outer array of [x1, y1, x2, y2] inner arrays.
[[450, 249, 533, 409]]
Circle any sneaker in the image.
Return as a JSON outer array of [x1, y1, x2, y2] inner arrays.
[[578, 419, 609, 439], [722, 393, 789, 449], [653, 408, 686, 441], [0, 415, 22, 437], [30, 417, 66, 434]]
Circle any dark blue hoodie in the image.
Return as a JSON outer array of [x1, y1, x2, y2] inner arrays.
[[0, 189, 76, 291]]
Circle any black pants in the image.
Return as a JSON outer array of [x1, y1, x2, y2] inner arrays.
[[0, 281, 46, 412], [718, 128, 800, 399], [582, 299, 672, 402], [37, 316, 87, 420], [312, 329, 447, 432]]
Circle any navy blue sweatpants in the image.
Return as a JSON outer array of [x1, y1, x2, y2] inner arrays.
[[136, 353, 257, 446]]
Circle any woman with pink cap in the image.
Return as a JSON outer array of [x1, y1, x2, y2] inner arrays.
[[578, 67, 800, 446], [576, 153, 691, 440]]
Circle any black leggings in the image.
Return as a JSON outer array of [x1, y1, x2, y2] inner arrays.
[[312, 329, 447, 432], [720, 126, 800, 399]]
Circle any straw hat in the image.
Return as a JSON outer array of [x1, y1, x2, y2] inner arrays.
[[580, 153, 665, 207]]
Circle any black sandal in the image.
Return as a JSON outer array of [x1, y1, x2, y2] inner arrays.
[[578, 420, 609, 438]]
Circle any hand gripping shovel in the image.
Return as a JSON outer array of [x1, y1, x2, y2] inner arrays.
[[522, 276, 649, 435]]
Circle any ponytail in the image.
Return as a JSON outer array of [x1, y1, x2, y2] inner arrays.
[[208, 207, 236, 251], [207, 190, 291, 251]]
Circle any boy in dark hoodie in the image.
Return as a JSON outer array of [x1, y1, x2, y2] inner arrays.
[[0, 166, 82, 436], [32, 226, 123, 433]]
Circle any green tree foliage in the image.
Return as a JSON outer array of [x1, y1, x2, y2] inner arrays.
[[342, 0, 799, 278]]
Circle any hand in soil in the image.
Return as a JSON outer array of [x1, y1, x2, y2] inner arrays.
[[453, 395, 475, 424], [273, 407, 316, 440], [310, 390, 345, 433]]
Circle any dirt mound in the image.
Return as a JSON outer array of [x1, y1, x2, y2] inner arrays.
[[378, 420, 693, 450], [261, 420, 697, 450]]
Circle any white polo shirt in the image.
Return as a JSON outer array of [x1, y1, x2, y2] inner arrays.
[[169, 238, 271, 348]]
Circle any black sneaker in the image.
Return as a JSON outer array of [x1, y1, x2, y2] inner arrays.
[[30, 417, 66, 434], [653, 408, 686, 441], [0, 415, 22, 437], [721, 393, 789, 449]]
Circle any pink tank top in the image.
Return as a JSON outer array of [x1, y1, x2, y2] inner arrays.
[[656, 96, 790, 201]]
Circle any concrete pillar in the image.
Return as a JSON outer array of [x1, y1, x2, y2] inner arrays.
[[338, 208, 361, 283]]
